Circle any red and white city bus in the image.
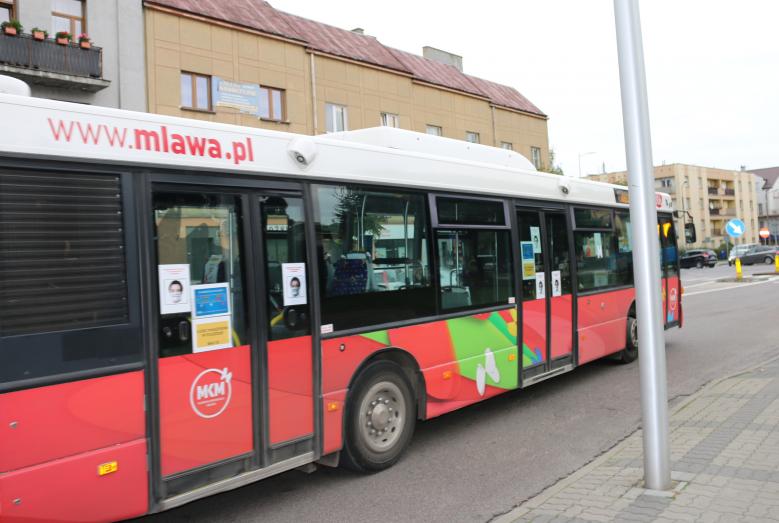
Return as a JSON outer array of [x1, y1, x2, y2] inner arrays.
[[0, 92, 682, 522]]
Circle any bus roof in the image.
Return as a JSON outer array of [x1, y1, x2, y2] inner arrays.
[[0, 93, 673, 212]]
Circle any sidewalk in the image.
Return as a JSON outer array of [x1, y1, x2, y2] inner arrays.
[[495, 357, 779, 523]]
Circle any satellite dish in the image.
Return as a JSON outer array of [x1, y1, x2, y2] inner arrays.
[[0, 75, 31, 96]]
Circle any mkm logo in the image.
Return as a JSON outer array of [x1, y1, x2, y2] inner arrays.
[[189, 367, 233, 419]]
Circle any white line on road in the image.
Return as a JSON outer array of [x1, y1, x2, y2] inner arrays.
[[684, 276, 779, 297]]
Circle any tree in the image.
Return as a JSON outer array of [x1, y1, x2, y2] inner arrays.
[[538, 148, 564, 175]]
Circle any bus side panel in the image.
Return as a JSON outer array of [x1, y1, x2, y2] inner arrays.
[[268, 336, 314, 445], [0, 371, 145, 473], [521, 300, 547, 366], [578, 288, 634, 363], [158, 345, 253, 476], [666, 275, 680, 325], [321, 309, 520, 449], [0, 439, 147, 523], [550, 295, 574, 359]]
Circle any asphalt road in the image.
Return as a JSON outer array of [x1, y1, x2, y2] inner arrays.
[[144, 264, 779, 523]]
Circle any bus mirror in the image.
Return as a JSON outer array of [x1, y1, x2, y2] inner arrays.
[[684, 222, 696, 244]]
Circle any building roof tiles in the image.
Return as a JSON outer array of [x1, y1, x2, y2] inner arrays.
[[750, 167, 779, 189], [145, 0, 545, 116]]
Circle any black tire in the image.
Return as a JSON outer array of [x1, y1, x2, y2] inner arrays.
[[341, 361, 416, 472], [696, 259, 703, 269], [765, 256, 774, 265], [618, 315, 638, 364]]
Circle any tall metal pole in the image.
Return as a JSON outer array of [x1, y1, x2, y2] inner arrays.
[[613, 0, 672, 490]]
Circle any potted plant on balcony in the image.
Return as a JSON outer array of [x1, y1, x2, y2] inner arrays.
[[55, 31, 72, 45], [31, 27, 48, 41], [77, 33, 91, 49], [1, 19, 23, 36]]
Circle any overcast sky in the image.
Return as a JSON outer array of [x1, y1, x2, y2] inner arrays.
[[269, 0, 778, 177]]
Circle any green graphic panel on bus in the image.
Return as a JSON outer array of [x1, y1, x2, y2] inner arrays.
[[446, 311, 518, 390], [361, 330, 390, 345]]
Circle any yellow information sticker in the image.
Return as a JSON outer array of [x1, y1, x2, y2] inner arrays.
[[98, 461, 118, 476], [193, 318, 232, 353]]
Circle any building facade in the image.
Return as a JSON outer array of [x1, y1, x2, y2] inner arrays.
[[142, 0, 550, 167], [751, 167, 779, 243], [589, 164, 760, 249], [0, 0, 146, 110]]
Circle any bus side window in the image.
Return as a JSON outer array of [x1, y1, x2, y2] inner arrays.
[[153, 192, 247, 358], [433, 197, 514, 311], [615, 210, 633, 286], [312, 185, 435, 332], [262, 196, 310, 340]]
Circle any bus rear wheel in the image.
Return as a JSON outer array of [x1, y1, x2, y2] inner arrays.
[[618, 315, 638, 364], [341, 361, 416, 472]]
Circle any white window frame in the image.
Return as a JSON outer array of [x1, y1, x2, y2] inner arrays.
[[426, 125, 442, 136], [380, 112, 400, 128], [325, 103, 348, 133], [531, 146, 542, 169], [500, 142, 513, 151], [465, 131, 480, 144]]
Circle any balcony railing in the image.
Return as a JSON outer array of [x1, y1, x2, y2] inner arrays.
[[709, 207, 736, 216], [707, 186, 736, 198], [0, 33, 105, 89]]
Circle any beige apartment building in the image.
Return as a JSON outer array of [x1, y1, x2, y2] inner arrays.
[[589, 164, 759, 249], [142, 0, 550, 168]]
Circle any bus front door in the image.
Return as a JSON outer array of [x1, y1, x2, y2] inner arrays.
[[516, 209, 574, 384], [150, 186, 314, 504]]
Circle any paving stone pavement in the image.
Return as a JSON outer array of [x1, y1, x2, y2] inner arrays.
[[493, 357, 779, 523]]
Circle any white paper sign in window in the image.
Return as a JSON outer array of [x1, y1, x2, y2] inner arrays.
[[159, 264, 191, 315], [282, 262, 307, 306], [535, 273, 546, 299], [552, 270, 562, 297]]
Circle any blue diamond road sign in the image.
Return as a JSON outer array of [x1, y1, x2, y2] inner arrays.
[[726, 219, 746, 238]]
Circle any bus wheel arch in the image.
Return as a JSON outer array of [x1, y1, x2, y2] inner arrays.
[[341, 349, 422, 472]]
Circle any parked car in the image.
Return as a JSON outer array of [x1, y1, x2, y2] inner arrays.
[[728, 243, 760, 265], [739, 245, 779, 265], [680, 249, 718, 269]]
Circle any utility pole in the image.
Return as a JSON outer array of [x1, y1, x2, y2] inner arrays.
[[613, 0, 672, 491]]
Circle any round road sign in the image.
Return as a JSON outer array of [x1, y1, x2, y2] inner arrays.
[[759, 228, 770, 239]]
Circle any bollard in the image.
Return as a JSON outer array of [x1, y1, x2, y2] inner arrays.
[[775, 253, 778, 274], [735, 257, 742, 280]]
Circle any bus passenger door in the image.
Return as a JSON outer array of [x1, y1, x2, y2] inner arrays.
[[258, 196, 315, 453], [659, 215, 680, 326], [150, 186, 314, 502], [516, 209, 574, 383]]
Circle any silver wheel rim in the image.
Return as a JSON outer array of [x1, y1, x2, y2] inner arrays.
[[630, 319, 638, 349], [358, 380, 406, 453]]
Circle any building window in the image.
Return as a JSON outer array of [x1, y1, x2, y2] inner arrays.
[[531, 146, 542, 169], [500, 142, 513, 151], [325, 103, 348, 133], [180, 72, 211, 111], [465, 131, 480, 144], [426, 125, 442, 136], [52, 0, 85, 36], [0, 1, 15, 23], [380, 112, 400, 128], [259, 86, 285, 121]]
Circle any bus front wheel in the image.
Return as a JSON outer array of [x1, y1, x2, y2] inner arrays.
[[341, 360, 416, 472], [618, 315, 639, 364]]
